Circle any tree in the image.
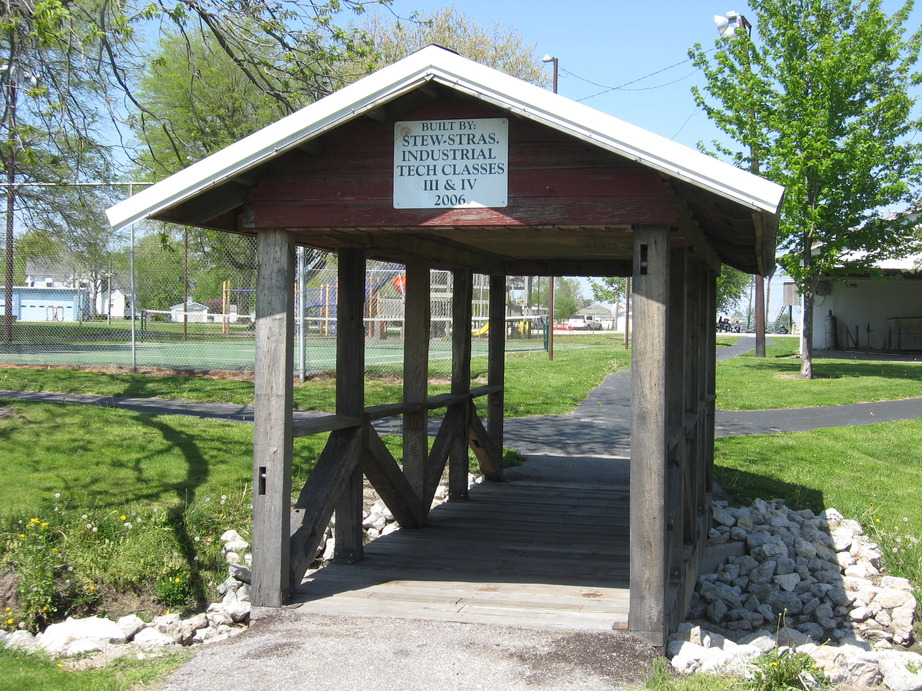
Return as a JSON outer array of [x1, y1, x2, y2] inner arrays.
[[691, 0, 922, 377], [716, 266, 752, 316], [363, 7, 548, 84]]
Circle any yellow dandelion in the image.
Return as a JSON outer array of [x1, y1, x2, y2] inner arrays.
[[174, 577, 181, 583], [18, 534, 24, 539], [119, 515, 127, 521], [6, 618, 13, 625], [41, 522, 48, 528], [29, 518, 40, 524]]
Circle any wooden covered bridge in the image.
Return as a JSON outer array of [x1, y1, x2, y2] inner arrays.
[[107, 46, 783, 645]]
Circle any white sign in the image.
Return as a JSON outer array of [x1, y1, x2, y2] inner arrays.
[[393, 118, 508, 209]]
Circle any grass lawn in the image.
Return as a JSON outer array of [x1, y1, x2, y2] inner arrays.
[[1, 332, 920, 689], [716, 339, 922, 410], [0, 647, 192, 691]]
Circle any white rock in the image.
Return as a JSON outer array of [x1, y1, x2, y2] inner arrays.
[[879, 652, 922, 691], [224, 600, 251, 624], [842, 653, 884, 687], [0, 630, 7, 648], [228, 563, 252, 584], [737, 632, 777, 652], [223, 539, 249, 553], [700, 644, 762, 676], [132, 627, 175, 646], [220, 529, 244, 543], [40, 616, 127, 656], [153, 612, 181, 630], [116, 614, 146, 641], [668, 641, 709, 674], [225, 551, 241, 564], [206, 609, 234, 627], [874, 588, 915, 610], [381, 523, 399, 536], [881, 576, 913, 591], [322, 536, 336, 561], [5, 630, 37, 651]]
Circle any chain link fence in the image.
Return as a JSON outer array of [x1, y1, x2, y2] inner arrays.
[[1, 222, 547, 378]]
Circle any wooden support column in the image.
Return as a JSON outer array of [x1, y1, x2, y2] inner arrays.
[[666, 247, 687, 595], [449, 269, 473, 501], [487, 274, 506, 461], [334, 248, 366, 563], [403, 260, 431, 508], [704, 267, 718, 493], [252, 229, 295, 607], [629, 224, 671, 646]]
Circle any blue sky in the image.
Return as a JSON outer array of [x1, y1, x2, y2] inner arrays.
[[376, 0, 922, 153], [373, 1, 921, 316]]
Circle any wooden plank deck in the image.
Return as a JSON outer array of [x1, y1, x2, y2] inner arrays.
[[291, 479, 631, 632]]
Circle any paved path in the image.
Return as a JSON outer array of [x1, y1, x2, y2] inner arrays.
[[3, 339, 920, 446]]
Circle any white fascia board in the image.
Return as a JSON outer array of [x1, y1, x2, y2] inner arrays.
[[423, 52, 784, 214], [106, 56, 441, 231], [107, 45, 783, 231]]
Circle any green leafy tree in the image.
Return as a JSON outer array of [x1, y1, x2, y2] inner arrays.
[[363, 7, 548, 84], [716, 265, 753, 316], [691, 0, 922, 377]]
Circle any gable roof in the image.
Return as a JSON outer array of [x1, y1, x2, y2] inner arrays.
[[106, 45, 783, 274]]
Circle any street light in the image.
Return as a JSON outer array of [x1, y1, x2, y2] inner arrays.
[[541, 55, 558, 95], [714, 11, 766, 357]]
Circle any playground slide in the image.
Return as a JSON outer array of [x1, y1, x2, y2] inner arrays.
[[472, 322, 489, 336]]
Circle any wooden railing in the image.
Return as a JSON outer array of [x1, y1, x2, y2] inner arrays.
[[287, 386, 503, 594]]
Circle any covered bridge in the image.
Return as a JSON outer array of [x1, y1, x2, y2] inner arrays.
[[107, 46, 783, 645]]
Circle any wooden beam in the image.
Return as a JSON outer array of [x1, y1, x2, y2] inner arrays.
[[487, 273, 506, 466], [629, 224, 671, 646], [252, 229, 295, 608], [368, 233, 508, 275], [334, 248, 366, 564], [468, 410, 503, 481], [168, 181, 253, 226], [666, 248, 688, 598], [676, 200, 721, 274], [449, 269, 474, 501], [425, 402, 468, 506], [403, 260, 430, 511], [362, 425, 426, 528], [288, 428, 364, 591]]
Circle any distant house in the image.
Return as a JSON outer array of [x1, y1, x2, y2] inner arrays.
[[169, 301, 209, 323], [0, 256, 92, 322], [0, 285, 91, 322]]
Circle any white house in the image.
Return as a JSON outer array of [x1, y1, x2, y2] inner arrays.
[[169, 300, 209, 323]]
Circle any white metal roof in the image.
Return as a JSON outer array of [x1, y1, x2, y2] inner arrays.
[[106, 45, 784, 233]]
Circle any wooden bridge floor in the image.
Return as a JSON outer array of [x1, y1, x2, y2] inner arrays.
[[292, 478, 631, 631]]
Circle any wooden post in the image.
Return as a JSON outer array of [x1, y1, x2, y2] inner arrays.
[[252, 229, 295, 608], [403, 260, 430, 507], [629, 224, 670, 645], [704, 267, 718, 494], [334, 248, 366, 563], [449, 269, 473, 501], [487, 274, 506, 459], [666, 248, 687, 593]]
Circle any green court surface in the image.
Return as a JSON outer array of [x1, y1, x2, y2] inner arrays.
[[0, 335, 547, 372]]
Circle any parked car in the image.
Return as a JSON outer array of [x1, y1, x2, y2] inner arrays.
[[568, 314, 603, 330]]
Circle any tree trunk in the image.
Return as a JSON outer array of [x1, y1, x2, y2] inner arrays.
[[800, 287, 814, 379]]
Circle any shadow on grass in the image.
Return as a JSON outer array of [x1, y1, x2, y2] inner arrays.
[[131, 414, 212, 607], [714, 464, 825, 514]]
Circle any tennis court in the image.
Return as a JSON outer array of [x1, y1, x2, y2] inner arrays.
[[0, 331, 547, 373]]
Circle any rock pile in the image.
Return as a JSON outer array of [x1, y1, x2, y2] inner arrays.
[[687, 499, 916, 647], [669, 623, 922, 690], [0, 529, 252, 656], [673, 498, 921, 689]]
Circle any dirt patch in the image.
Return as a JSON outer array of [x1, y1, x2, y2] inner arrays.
[[0, 569, 19, 612], [512, 630, 660, 687]]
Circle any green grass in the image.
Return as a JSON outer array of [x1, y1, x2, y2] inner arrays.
[[0, 646, 191, 691], [0, 342, 629, 418], [716, 340, 922, 410]]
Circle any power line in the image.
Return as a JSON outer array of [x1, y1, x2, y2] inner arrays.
[[566, 47, 716, 103]]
